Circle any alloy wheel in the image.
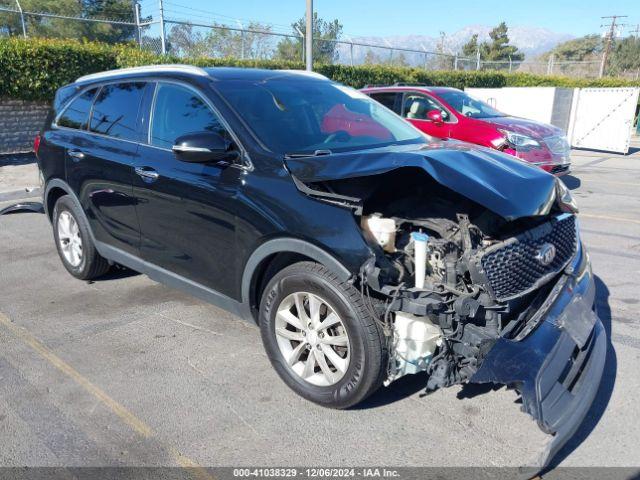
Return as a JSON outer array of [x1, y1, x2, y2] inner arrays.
[[274, 291, 350, 386], [57, 211, 83, 267]]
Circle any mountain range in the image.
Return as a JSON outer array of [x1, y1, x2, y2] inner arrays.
[[336, 25, 573, 65]]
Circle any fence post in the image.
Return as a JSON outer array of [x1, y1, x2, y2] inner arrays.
[[294, 26, 304, 63], [158, 0, 166, 54], [508, 56, 512, 73], [454, 54, 458, 71], [236, 20, 245, 59], [15, 0, 27, 38], [476, 48, 480, 70], [133, 1, 141, 48], [547, 54, 554, 75], [350, 41, 354, 66]]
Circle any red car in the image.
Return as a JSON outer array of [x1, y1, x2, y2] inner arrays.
[[361, 85, 571, 175]]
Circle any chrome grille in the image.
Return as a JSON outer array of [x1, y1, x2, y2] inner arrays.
[[476, 215, 578, 301]]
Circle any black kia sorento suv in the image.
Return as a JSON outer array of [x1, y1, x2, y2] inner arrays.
[[36, 65, 605, 466]]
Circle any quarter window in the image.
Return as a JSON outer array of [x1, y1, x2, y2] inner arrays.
[[57, 88, 98, 130], [90, 82, 145, 141], [150, 84, 226, 149], [369, 92, 400, 113]]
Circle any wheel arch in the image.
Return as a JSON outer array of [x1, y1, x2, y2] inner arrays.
[[241, 238, 354, 324], [44, 179, 77, 222]]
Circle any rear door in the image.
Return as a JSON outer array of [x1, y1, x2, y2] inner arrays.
[[401, 92, 453, 139], [132, 81, 243, 298], [63, 82, 146, 255]]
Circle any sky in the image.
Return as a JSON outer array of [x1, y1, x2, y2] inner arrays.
[[141, 0, 640, 38]]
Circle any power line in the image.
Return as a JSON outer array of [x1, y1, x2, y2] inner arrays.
[[162, 1, 294, 33]]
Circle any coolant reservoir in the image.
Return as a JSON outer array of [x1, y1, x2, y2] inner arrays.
[[361, 214, 396, 253], [393, 312, 443, 377]]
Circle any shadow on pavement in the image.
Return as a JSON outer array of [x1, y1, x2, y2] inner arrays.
[[0, 152, 36, 167], [543, 275, 617, 471], [352, 371, 431, 409], [92, 266, 140, 283], [561, 175, 581, 190]]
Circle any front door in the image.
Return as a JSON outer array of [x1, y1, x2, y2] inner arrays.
[[133, 82, 243, 298], [401, 93, 452, 139]]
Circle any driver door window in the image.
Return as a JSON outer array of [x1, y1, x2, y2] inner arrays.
[[150, 84, 228, 149], [402, 94, 450, 122]]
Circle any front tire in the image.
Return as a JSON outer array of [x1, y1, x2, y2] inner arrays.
[[259, 261, 387, 409], [52, 195, 110, 280]]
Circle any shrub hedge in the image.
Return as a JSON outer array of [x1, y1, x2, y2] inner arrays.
[[1, 37, 639, 102]]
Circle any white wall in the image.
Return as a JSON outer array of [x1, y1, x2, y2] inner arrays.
[[465, 87, 559, 125]]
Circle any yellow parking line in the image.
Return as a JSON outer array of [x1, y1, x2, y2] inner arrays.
[[0, 312, 214, 480], [580, 213, 640, 225]]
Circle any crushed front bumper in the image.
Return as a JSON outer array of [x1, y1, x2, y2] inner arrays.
[[471, 242, 606, 467]]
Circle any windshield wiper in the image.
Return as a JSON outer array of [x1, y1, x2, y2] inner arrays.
[[284, 149, 333, 159]]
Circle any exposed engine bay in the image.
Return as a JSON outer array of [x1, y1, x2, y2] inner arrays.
[[298, 168, 579, 391]]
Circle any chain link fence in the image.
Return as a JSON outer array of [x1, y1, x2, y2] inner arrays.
[[1, 2, 639, 80]]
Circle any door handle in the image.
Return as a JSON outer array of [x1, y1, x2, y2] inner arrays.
[[68, 149, 85, 161], [135, 166, 160, 182]]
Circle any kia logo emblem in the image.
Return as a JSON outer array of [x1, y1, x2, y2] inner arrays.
[[536, 243, 557, 266]]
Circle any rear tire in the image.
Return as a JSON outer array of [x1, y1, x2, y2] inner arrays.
[[52, 195, 110, 280], [259, 261, 387, 409]]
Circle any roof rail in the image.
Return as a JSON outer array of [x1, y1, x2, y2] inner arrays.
[[75, 64, 209, 83]]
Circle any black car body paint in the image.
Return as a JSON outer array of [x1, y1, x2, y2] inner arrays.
[[35, 67, 606, 468]]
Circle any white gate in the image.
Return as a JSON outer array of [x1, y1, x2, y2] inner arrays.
[[568, 88, 639, 154]]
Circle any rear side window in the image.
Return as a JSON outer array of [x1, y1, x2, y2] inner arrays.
[[150, 83, 226, 149], [369, 92, 400, 113], [57, 88, 98, 130], [90, 82, 146, 141]]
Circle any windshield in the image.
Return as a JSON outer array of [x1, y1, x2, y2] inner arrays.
[[215, 78, 426, 155], [438, 91, 505, 119]]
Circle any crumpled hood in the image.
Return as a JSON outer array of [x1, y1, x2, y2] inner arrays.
[[285, 141, 558, 220], [485, 116, 564, 139]]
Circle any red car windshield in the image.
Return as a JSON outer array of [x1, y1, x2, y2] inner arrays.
[[215, 78, 425, 155], [438, 90, 505, 119]]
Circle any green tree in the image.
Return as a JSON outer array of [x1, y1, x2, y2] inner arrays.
[[167, 23, 208, 57], [479, 22, 524, 62], [543, 34, 602, 61], [0, 0, 136, 43], [609, 36, 640, 75], [461, 33, 479, 57], [276, 12, 343, 63]]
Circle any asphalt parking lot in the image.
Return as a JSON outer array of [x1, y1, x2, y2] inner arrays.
[[1, 144, 639, 473]]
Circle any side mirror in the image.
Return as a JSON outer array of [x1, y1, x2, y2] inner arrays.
[[427, 110, 444, 125], [172, 132, 236, 164]]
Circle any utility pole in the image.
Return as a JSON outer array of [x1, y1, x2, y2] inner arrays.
[[305, 0, 313, 71], [158, 0, 166, 55], [599, 15, 627, 78]]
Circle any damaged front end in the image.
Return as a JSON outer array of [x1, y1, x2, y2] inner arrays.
[[287, 144, 605, 467]]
